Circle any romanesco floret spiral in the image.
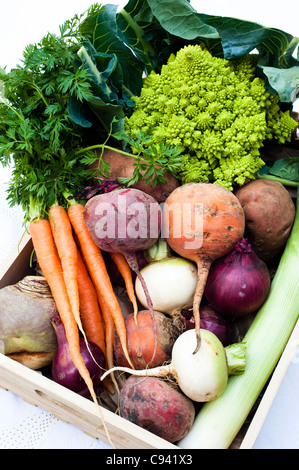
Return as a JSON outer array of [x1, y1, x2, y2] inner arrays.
[[125, 44, 298, 191]]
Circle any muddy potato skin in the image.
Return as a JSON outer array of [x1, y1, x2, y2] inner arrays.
[[235, 179, 296, 262], [119, 376, 195, 443]]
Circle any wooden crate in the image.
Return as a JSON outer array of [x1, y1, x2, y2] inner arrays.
[[0, 232, 298, 449]]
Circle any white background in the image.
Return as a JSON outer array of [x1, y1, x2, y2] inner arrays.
[[0, 0, 299, 449], [0, 1, 299, 72]]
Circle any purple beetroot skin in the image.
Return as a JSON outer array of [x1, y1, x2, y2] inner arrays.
[[83, 188, 162, 253]]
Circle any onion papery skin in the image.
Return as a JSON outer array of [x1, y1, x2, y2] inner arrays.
[[181, 305, 231, 346], [204, 238, 271, 319], [51, 316, 106, 397]]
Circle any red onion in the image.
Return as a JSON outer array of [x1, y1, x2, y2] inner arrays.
[[181, 305, 231, 346], [204, 238, 271, 319], [51, 316, 106, 397]]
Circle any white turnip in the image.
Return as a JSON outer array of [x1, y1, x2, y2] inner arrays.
[[102, 328, 246, 402], [135, 238, 197, 318]]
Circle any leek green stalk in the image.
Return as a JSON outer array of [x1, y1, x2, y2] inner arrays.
[[179, 190, 299, 449]]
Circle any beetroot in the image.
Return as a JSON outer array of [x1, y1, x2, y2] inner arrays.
[[83, 188, 162, 364], [119, 375, 195, 443], [83, 187, 161, 254]]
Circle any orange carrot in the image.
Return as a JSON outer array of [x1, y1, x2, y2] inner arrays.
[[67, 202, 134, 369], [49, 205, 81, 328], [77, 250, 115, 394], [97, 293, 119, 393], [109, 252, 139, 323], [28, 217, 113, 446], [77, 249, 106, 356]]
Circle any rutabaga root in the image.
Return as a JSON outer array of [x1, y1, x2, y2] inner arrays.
[[163, 182, 245, 355], [192, 261, 211, 353], [0, 276, 58, 369]]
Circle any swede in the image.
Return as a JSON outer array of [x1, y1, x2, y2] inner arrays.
[[90, 148, 180, 202], [163, 182, 245, 352], [0, 276, 58, 369]]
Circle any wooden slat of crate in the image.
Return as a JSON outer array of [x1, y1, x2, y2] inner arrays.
[[0, 232, 33, 288], [0, 353, 177, 449], [240, 318, 299, 449]]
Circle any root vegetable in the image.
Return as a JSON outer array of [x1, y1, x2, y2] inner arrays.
[[90, 148, 180, 202], [113, 310, 180, 369], [119, 376, 195, 443], [0, 276, 58, 369], [68, 201, 133, 370], [135, 238, 198, 317], [204, 238, 271, 318], [83, 187, 162, 362], [235, 179, 296, 262], [163, 182, 245, 352], [102, 329, 246, 402], [83, 187, 161, 254]]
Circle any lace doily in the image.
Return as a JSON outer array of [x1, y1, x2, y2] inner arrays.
[[0, 389, 112, 449]]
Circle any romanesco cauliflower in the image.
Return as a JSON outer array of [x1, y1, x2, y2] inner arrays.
[[125, 44, 298, 190]]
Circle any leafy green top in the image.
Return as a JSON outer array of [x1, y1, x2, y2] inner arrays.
[[0, 10, 101, 219]]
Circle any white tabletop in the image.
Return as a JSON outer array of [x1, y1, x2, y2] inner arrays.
[[1, 0, 299, 450]]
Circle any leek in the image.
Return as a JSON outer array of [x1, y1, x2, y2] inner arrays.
[[179, 189, 299, 449]]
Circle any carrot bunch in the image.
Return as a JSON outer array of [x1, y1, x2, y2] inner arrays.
[[28, 200, 138, 435]]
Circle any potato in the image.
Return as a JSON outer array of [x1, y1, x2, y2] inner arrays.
[[89, 148, 180, 202], [235, 179, 296, 262], [119, 375, 195, 443]]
